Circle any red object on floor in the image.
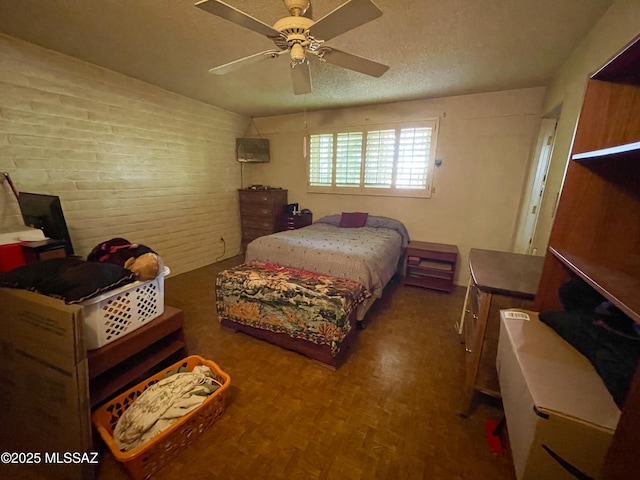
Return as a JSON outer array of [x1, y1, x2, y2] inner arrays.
[[485, 419, 504, 453], [0, 242, 26, 272]]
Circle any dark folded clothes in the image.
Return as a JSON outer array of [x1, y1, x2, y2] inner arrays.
[[539, 310, 640, 407], [0, 257, 135, 304]]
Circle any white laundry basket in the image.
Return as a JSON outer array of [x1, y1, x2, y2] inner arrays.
[[81, 266, 170, 350]]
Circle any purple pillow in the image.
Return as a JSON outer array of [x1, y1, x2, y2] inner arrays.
[[339, 212, 368, 228]]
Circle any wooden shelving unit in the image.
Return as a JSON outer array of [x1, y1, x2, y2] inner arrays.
[[87, 306, 187, 407], [532, 35, 640, 479]]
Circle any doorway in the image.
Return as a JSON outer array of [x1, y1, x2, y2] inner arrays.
[[514, 118, 557, 254]]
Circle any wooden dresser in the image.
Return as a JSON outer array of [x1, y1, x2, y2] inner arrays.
[[459, 248, 544, 416], [239, 188, 288, 252]]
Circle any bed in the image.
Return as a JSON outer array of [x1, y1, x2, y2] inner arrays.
[[215, 213, 409, 368]]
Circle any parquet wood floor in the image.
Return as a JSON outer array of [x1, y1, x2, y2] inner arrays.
[[95, 256, 512, 480]]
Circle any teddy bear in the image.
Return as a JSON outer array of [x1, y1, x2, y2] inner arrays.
[[124, 252, 164, 281]]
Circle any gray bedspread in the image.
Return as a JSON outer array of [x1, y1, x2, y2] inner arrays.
[[245, 221, 405, 319]]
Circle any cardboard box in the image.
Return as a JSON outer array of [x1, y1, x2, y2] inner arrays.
[[496, 310, 620, 480], [0, 288, 94, 480]]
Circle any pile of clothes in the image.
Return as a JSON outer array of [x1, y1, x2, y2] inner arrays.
[[0, 237, 164, 304], [114, 365, 221, 452], [540, 279, 640, 407]]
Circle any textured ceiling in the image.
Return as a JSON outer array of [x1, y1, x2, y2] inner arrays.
[[0, 0, 615, 117]]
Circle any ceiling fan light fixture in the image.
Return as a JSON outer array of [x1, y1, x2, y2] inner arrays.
[[290, 43, 306, 63]]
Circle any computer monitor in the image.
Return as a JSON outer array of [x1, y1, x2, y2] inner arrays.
[[18, 192, 74, 255]]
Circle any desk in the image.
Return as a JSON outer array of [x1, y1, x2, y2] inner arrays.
[[88, 305, 188, 407], [459, 249, 544, 416], [22, 238, 67, 263]]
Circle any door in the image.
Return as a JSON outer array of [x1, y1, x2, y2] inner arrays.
[[514, 118, 557, 254]]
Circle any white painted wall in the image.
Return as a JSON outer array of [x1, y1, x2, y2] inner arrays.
[[529, 0, 640, 255], [0, 34, 249, 276], [247, 88, 546, 285]]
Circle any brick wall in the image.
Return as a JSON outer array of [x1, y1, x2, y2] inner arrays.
[[0, 34, 247, 276]]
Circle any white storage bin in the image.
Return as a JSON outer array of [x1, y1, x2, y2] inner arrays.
[[81, 266, 169, 350]]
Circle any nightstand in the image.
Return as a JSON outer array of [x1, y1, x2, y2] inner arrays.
[[283, 212, 312, 230], [404, 241, 458, 292]]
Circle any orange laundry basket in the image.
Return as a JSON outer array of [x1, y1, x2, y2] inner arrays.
[[92, 355, 230, 480]]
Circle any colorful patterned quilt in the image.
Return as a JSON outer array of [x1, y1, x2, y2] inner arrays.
[[216, 262, 371, 356]]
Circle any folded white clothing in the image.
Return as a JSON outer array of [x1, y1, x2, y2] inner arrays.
[[114, 365, 219, 451]]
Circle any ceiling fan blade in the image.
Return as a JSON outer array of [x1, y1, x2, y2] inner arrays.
[[209, 49, 285, 75], [309, 0, 382, 41], [291, 61, 312, 95], [321, 48, 389, 77], [195, 0, 280, 37]]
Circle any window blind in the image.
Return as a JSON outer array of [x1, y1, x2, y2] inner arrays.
[[335, 132, 363, 187], [307, 119, 438, 198], [396, 127, 432, 189], [308, 134, 333, 186], [364, 129, 396, 188]]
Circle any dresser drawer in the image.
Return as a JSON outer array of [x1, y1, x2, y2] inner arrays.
[[241, 216, 278, 231], [240, 203, 277, 218], [239, 190, 286, 205]]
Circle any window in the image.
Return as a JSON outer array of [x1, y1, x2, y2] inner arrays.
[[307, 120, 438, 198]]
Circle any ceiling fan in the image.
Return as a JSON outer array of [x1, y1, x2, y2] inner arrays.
[[195, 0, 389, 95]]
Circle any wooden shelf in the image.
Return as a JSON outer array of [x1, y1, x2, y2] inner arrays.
[[572, 141, 640, 161], [89, 338, 186, 407], [549, 247, 640, 324]]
